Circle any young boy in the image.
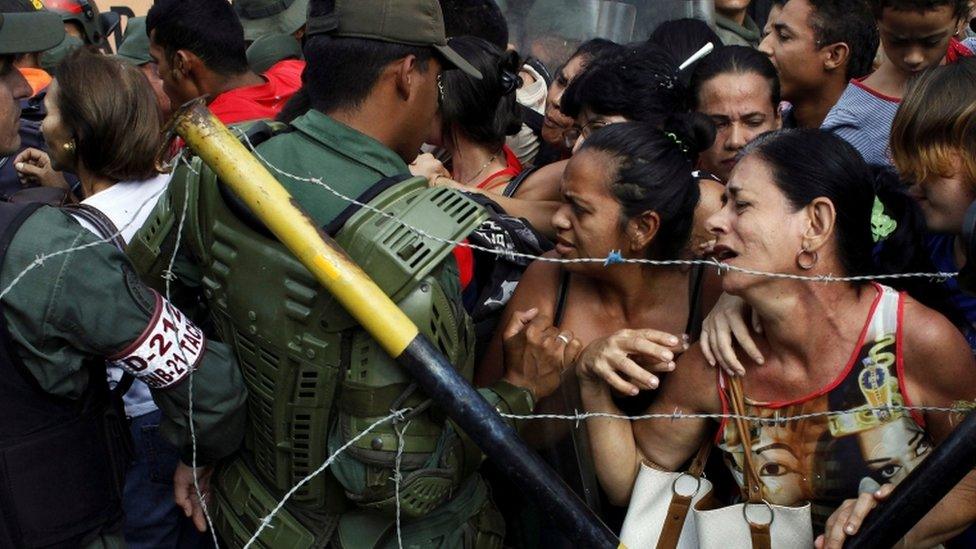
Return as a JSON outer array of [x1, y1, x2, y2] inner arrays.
[[822, 0, 974, 166]]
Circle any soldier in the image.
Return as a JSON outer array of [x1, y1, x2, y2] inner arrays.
[[0, 9, 247, 548], [128, 0, 574, 546]]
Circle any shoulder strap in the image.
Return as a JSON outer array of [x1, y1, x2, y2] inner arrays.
[[519, 104, 545, 138], [501, 165, 538, 198], [685, 264, 706, 340], [323, 173, 413, 236], [553, 269, 571, 326], [63, 204, 126, 252]]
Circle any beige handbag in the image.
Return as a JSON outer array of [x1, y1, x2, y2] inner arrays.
[[620, 377, 814, 549]]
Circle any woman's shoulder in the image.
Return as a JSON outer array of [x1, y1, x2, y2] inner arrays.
[[899, 295, 975, 394], [513, 251, 566, 305]]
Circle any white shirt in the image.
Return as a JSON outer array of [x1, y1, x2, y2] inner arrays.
[[74, 173, 170, 418]]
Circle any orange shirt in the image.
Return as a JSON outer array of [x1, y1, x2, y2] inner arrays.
[[19, 67, 52, 97]]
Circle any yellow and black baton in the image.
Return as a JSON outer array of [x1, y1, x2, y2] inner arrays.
[[172, 99, 623, 549]]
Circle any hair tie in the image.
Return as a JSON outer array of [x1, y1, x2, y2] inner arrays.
[[871, 196, 897, 242], [500, 70, 522, 96], [664, 132, 689, 154]]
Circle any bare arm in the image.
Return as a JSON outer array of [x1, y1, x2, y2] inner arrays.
[[577, 340, 719, 505]]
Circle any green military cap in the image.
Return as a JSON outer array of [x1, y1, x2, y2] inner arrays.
[[246, 32, 301, 73], [305, 0, 482, 79], [0, 8, 64, 54], [235, 0, 309, 42], [39, 32, 81, 72], [114, 16, 150, 66]]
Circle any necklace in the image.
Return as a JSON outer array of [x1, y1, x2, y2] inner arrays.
[[462, 151, 499, 185]]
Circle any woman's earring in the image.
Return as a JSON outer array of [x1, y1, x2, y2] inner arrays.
[[796, 247, 819, 270], [62, 141, 76, 154]]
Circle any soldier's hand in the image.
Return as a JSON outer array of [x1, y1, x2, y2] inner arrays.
[[501, 308, 581, 401], [174, 462, 214, 532]]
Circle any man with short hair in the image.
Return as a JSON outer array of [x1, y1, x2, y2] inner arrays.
[[759, 0, 879, 128], [130, 0, 566, 546], [0, 7, 247, 549], [822, 0, 974, 165], [146, 0, 300, 125]]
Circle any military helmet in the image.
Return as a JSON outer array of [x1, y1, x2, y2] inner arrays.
[[44, 0, 104, 45]]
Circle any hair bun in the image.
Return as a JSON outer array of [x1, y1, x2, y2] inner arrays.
[[662, 112, 716, 158]]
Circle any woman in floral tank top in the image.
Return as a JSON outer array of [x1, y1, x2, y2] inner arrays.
[[576, 129, 976, 548]]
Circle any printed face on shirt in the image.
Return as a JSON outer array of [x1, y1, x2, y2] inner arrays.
[[550, 149, 632, 272], [758, 0, 828, 101], [0, 57, 33, 156], [697, 71, 781, 181], [879, 6, 961, 76]]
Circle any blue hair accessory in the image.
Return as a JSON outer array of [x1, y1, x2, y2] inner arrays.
[[604, 249, 625, 266], [871, 196, 897, 243]]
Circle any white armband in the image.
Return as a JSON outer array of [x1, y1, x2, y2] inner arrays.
[[108, 291, 206, 389]]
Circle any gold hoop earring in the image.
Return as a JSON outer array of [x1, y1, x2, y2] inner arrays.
[[796, 248, 818, 270]]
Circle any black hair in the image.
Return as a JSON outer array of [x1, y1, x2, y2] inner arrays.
[[441, 0, 509, 51], [277, 86, 311, 123], [807, 0, 880, 80], [561, 42, 685, 127], [648, 18, 723, 87], [146, 0, 250, 76], [303, 36, 432, 114], [579, 115, 715, 259], [440, 36, 521, 151], [739, 129, 926, 279], [570, 38, 622, 64], [869, 0, 970, 19], [690, 45, 780, 110]]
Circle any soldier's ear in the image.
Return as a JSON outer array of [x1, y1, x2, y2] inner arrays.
[[173, 49, 198, 79], [392, 54, 421, 100]]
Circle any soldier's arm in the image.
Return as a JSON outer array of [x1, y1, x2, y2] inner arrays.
[[1, 207, 246, 465]]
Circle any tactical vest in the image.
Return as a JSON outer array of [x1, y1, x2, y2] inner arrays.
[[129, 125, 504, 547], [0, 202, 129, 548]]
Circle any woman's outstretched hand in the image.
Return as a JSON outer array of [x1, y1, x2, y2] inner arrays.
[[700, 292, 765, 377], [575, 328, 688, 396]]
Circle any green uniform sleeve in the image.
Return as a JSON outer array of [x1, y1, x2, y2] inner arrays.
[[0, 207, 246, 465]]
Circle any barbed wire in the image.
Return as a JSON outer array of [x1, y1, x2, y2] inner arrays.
[[500, 404, 973, 428], [243, 409, 410, 548], [235, 130, 959, 285]]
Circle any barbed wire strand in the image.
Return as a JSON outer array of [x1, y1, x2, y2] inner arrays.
[[0, 182, 169, 301], [235, 130, 958, 285], [243, 409, 409, 548], [394, 419, 412, 549], [500, 404, 972, 425], [168, 153, 220, 548]]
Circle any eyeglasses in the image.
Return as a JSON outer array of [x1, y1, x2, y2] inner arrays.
[[563, 120, 609, 148]]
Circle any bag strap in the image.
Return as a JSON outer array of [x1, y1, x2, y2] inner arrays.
[[727, 376, 764, 503], [63, 203, 126, 252], [727, 376, 774, 549], [655, 432, 714, 549]]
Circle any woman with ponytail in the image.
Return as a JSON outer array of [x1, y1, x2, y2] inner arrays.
[[577, 129, 976, 547], [480, 117, 722, 544]]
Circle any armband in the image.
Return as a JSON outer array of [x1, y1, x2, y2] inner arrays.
[[107, 291, 206, 389]]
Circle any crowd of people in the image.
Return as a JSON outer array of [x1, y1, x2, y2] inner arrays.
[[1, 0, 976, 548]]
